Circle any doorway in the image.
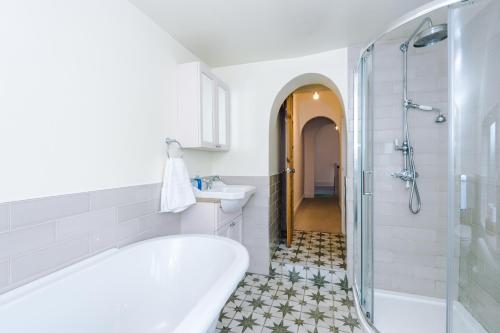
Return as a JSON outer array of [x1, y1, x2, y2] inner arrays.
[[278, 84, 345, 246], [295, 116, 341, 233]]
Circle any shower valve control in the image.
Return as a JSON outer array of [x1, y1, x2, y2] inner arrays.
[[391, 170, 418, 182], [394, 139, 409, 153]]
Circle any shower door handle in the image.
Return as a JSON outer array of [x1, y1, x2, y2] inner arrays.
[[460, 174, 467, 210], [362, 170, 373, 196]]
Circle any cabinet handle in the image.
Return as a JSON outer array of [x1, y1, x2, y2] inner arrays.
[[216, 144, 221, 148]]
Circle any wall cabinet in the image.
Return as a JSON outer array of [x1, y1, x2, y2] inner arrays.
[[180, 202, 242, 243], [176, 62, 230, 151]]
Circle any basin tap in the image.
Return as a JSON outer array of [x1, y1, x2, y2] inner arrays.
[[211, 175, 223, 182], [202, 175, 223, 190]]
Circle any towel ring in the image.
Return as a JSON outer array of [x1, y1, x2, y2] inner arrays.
[[165, 138, 183, 158]]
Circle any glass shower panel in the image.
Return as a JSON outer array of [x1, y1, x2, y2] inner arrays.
[[354, 45, 375, 322], [353, 59, 362, 305], [449, 0, 500, 332]]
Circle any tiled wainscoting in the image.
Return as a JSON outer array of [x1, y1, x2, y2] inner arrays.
[[223, 176, 271, 275], [0, 183, 180, 294], [269, 174, 283, 257]]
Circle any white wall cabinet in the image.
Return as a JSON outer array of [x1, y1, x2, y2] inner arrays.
[[176, 62, 230, 151], [180, 202, 242, 243]]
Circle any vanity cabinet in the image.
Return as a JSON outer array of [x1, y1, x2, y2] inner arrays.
[[180, 202, 242, 243], [176, 62, 230, 151]]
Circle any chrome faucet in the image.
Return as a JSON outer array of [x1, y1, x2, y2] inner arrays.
[[202, 175, 223, 190]]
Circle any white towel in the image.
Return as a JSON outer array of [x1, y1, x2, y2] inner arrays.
[[160, 157, 196, 213]]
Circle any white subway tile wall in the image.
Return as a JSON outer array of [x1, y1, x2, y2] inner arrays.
[[348, 39, 448, 298], [372, 39, 448, 298], [0, 183, 180, 294]]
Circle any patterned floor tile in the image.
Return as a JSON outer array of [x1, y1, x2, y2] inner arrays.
[[216, 232, 360, 333]]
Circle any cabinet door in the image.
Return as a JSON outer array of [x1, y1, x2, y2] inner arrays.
[[216, 83, 230, 149], [200, 71, 215, 146]]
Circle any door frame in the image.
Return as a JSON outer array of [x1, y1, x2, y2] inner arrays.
[[285, 95, 295, 247]]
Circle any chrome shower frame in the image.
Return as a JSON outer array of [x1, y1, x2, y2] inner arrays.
[[392, 16, 448, 214], [352, 0, 468, 332]]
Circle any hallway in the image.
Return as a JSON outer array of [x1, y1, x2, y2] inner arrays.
[[294, 197, 341, 234]]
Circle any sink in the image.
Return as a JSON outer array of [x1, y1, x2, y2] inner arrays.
[[193, 181, 256, 213]]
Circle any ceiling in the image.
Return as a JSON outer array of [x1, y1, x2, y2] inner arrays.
[[129, 0, 435, 67]]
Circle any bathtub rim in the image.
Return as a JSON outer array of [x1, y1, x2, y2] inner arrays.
[[169, 234, 249, 333], [0, 234, 249, 333]]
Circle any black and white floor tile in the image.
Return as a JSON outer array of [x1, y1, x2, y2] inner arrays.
[[216, 231, 361, 333]]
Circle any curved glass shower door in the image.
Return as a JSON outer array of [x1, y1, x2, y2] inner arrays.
[[353, 45, 375, 322], [448, 0, 500, 331]]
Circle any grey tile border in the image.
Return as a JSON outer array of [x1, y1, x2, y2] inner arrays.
[[56, 208, 115, 240], [221, 175, 272, 277], [116, 200, 156, 223], [269, 174, 283, 261], [11, 235, 90, 283], [10, 193, 90, 229], [0, 203, 10, 233], [0, 223, 56, 260], [0, 259, 10, 289], [0, 182, 181, 295], [89, 184, 154, 210]]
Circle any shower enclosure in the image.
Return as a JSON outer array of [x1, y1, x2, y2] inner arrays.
[[352, 0, 500, 332]]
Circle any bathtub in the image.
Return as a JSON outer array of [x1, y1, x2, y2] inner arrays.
[[0, 234, 249, 333]]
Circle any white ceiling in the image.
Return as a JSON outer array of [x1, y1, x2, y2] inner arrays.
[[129, 0, 435, 67]]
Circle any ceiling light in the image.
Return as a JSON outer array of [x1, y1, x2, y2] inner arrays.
[[313, 91, 319, 100], [335, 125, 339, 131]]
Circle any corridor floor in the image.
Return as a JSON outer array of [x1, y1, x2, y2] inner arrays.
[[216, 231, 360, 333], [294, 197, 342, 234]]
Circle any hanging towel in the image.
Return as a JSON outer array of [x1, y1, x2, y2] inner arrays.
[[160, 157, 196, 213]]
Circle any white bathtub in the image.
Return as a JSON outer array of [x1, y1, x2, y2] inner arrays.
[[0, 234, 249, 333]]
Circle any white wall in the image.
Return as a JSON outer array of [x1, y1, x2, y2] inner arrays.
[[0, 0, 212, 203], [211, 49, 348, 177], [303, 127, 316, 199], [315, 123, 339, 187], [295, 90, 343, 132], [303, 120, 323, 198]]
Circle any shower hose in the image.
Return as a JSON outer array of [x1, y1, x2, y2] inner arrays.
[[408, 146, 421, 214]]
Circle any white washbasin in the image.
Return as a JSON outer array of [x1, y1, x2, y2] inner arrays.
[[193, 181, 256, 213]]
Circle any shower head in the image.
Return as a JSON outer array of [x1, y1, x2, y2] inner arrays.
[[413, 23, 448, 47], [435, 113, 447, 123]]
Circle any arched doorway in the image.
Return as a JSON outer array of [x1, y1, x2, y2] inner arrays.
[[270, 77, 347, 246]]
